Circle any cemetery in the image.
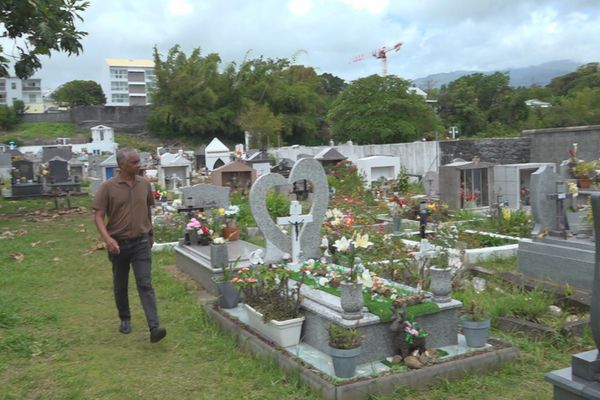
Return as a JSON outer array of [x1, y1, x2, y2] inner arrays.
[[2, 131, 600, 400]]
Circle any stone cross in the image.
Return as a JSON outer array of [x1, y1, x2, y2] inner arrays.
[[276, 200, 313, 265]]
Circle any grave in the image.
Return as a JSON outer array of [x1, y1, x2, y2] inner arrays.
[[439, 158, 495, 209], [211, 161, 257, 191], [10, 158, 43, 197], [356, 155, 400, 186], [250, 157, 461, 362], [545, 193, 600, 399], [175, 159, 517, 398], [175, 183, 260, 295], [493, 163, 555, 209], [158, 150, 192, 189], [517, 166, 595, 289], [205, 137, 230, 171], [422, 171, 439, 198], [47, 156, 81, 194]]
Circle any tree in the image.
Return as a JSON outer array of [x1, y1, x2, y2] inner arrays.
[[237, 101, 283, 148], [0, 105, 19, 130], [149, 45, 239, 139], [438, 72, 527, 137], [0, 0, 89, 79], [327, 75, 443, 144], [52, 80, 106, 106]]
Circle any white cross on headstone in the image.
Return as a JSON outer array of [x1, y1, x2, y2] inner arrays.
[[276, 200, 313, 265]]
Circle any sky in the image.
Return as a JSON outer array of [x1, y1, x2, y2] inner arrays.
[[12, 0, 600, 93]]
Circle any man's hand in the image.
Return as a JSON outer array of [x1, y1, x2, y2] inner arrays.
[[106, 236, 120, 255]]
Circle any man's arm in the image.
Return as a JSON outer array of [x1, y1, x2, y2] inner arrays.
[[147, 205, 154, 247], [94, 209, 120, 254]]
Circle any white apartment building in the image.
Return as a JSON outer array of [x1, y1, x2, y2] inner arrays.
[[106, 58, 155, 106], [0, 77, 44, 113]]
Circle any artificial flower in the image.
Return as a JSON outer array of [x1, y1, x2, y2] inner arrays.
[[333, 236, 351, 252], [354, 233, 373, 249]]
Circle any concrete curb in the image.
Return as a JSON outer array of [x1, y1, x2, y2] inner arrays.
[[206, 304, 519, 400]]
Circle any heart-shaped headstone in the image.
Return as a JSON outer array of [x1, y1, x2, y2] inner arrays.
[[249, 158, 329, 262]]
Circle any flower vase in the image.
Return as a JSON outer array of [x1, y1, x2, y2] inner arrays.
[[429, 266, 452, 303], [198, 235, 211, 246], [210, 243, 229, 270], [392, 216, 402, 234], [340, 282, 364, 320], [185, 229, 197, 246], [212, 279, 240, 309], [464, 200, 476, 209]]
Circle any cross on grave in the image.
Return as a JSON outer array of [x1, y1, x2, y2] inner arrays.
[[276, 200, 313, 265], [546, 181, 573, 237]]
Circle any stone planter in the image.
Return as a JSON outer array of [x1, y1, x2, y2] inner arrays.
[[210, 243, 229, 270], [212, 279, 240, 309], [340, 282, 364, 320], [460, 315, 491, 348], [243, 303, 305, 347], [329, 345, 362, 378], [429, 266, 452, 303]]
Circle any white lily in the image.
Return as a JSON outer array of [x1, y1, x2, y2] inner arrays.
[[359, 270, 373, 288], [333, 236, 351, 252], [354, 233, 373, 249], [321, 236, 329, 248]]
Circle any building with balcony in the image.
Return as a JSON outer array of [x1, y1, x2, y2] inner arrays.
[[0, 77, 44, 113], [106, 58, 155, 106]]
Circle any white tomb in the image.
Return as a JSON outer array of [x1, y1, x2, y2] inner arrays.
[[357, 155, 400, 186], [205, 138, 230, 171]]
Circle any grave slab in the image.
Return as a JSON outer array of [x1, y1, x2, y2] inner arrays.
[[175, 240, 261, 295]]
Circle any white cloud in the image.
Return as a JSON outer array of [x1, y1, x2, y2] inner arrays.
[[166, 0, 193, 17], [26, 0, 600, 91], [288, 0, 313, 16]]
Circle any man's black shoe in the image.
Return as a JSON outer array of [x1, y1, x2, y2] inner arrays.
[[119, 320, 131, 334], [150, 327, 167, 343]]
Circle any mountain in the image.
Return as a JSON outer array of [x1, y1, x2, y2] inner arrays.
[[412, 60, 582, 89]]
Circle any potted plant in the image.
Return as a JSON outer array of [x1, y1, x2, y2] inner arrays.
[[331, 234, 373, 320], [328, 322, 364, 378], [233, 264, 306, 347], [212, 257, 241, 309], [459, 300, 491, 348], [573, 161, 597, 188], [222, 205, 241, 241]]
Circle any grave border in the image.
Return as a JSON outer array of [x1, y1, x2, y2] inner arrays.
[[206, 304, 519, 400]]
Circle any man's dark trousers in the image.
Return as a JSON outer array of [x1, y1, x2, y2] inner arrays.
[[108, 234, 159, 330]]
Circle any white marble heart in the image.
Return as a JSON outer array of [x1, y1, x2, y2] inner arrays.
[[249, 158, 329, 262]]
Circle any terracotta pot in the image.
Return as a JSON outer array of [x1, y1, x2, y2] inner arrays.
[[578, 178, 592, 189], [222, 226, 240, 241]]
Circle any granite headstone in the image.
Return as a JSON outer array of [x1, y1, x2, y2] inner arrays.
[[250, 158, 329, 262], [181, 184, 230, 209]]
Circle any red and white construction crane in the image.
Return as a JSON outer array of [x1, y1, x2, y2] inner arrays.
[[352, 42, 403, 77]]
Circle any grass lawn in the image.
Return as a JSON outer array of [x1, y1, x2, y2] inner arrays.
[[0, 197, 595, 399]]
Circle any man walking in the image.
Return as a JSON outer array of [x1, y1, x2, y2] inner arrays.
[[92, 148, 166, 343]]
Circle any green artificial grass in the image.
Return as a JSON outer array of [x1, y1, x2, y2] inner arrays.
[[289, 272, 439, 322]]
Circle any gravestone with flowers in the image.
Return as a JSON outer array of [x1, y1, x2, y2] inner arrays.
[[175, 183, 261, 295], [517, 165, 596, 290]]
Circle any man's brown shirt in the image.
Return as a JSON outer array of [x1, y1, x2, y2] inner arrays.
[[92, 174, 154, 240]]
